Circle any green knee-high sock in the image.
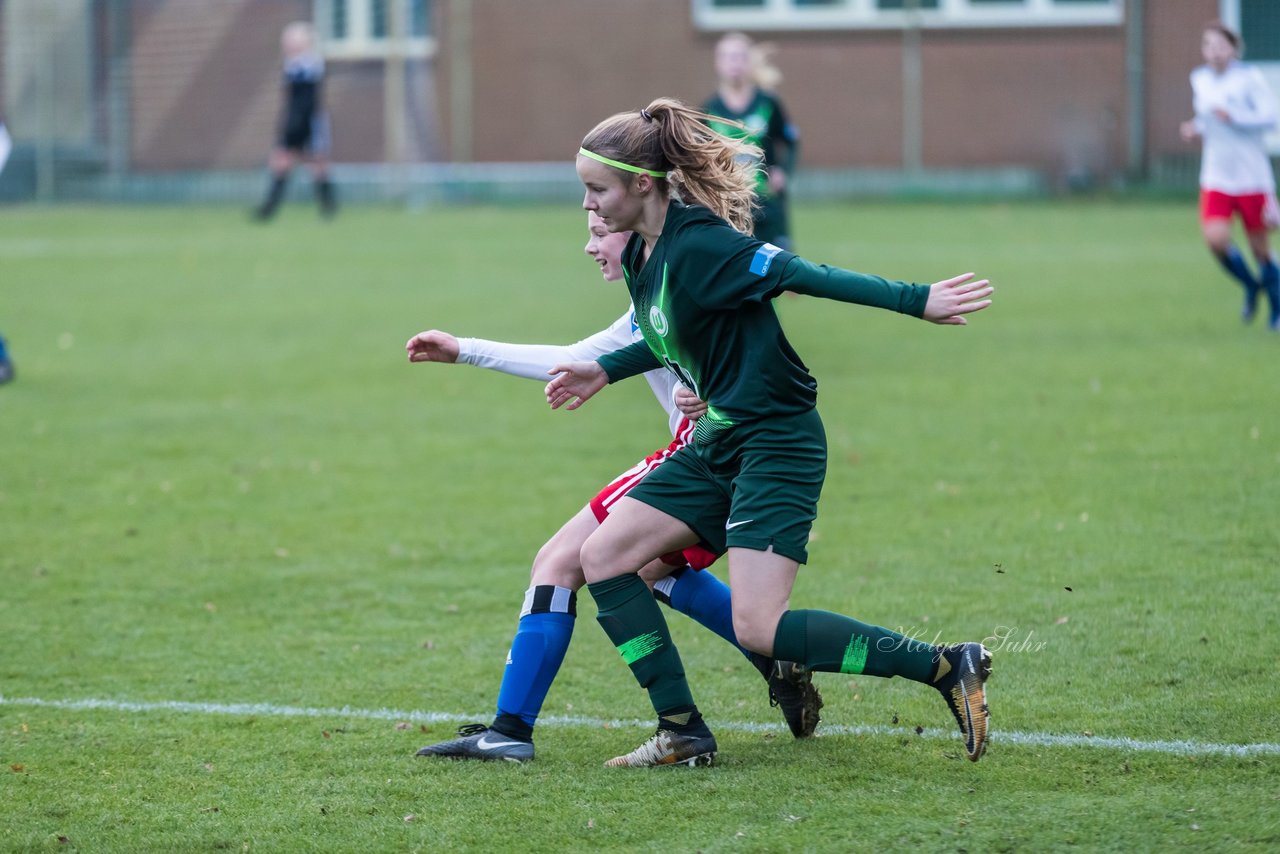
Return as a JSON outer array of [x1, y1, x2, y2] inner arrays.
[[588, 574, 695, 719], [772, 609, 938, 683]]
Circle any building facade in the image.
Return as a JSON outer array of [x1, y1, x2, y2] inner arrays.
[[0, 0, 1276, 195]]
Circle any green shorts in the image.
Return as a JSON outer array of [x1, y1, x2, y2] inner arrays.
[[624, 408, 827, 564]]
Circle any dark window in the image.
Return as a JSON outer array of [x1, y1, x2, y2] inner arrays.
[[1242, 0, 1280, 62], [876, 0, 942, 9], [331, 0, 348, 39], [410, 0, 431, 37], [370, 0, 388, 38]]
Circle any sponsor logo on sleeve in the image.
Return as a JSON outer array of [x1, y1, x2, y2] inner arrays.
[[749, 243, 783, 276]]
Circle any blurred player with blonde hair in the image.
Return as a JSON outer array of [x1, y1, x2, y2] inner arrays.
[[253, 21, 337, 221], [703, 32, 800, 250]]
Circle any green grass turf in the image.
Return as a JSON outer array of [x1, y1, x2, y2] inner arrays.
[[1, 200, 1278, 852]]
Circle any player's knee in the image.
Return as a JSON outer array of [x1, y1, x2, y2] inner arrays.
[[1203, 228, 1232, 255], [637, 558, 681, 587], [732, 611, 779, 656], [531, 540, 585, 588], [578, 532, 613, 582]]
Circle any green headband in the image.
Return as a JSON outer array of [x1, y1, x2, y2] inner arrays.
[[578, 148, 668, 179]]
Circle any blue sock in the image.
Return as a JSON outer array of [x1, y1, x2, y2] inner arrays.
[[1261, 258, 1280, 327], [1220, 246, 1260, 291], [653, 567, 749, 660], [492, 586, 575, 741]]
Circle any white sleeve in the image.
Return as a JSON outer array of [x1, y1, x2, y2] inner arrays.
[[1229, 68, 1278, 131], [456, 311, 636, 381], [0, 123, 11, 176], [1190, 70, 1207, 133]]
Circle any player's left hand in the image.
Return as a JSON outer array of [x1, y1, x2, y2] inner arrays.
[[922, 273, 993, 326]]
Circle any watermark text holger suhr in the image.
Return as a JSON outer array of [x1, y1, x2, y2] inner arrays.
[[878, 625, 1049, 654]]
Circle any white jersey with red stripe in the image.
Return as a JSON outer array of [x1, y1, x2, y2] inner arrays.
[[457, 307, 686, 437], [1190, 61, 1278, 195], [456, 308, 717, 568]]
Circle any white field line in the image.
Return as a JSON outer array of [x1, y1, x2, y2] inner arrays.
[[2, 694, 1278, 758]]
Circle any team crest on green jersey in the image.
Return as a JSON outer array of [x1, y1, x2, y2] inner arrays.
[[639, 265, 688, 385], [639, 263, 735, 441], [648, 305, 669, 336]]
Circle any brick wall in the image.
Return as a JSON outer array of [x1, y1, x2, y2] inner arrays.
[[116, 0, 1225, 180]]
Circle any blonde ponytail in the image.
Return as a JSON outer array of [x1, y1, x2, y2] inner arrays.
[[580, 97, 760, 234]]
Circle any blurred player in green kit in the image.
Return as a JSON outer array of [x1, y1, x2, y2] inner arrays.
[[703, 32, 799, 250]]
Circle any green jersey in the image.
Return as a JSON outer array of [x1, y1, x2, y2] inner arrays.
[[704, 89, 799, 200], [598, 202, 930, 446]]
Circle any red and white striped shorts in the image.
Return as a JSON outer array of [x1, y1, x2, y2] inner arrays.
[[588, 417, 720, 571]]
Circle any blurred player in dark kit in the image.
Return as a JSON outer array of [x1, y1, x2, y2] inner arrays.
[[253, 22, 337, 221]]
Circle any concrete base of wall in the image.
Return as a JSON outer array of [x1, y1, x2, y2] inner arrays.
[[40, 162, 1051, 205]]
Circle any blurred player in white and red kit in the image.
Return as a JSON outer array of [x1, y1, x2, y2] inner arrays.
[[1180, 20, 1280, 329], [0, 115, 13, 383]]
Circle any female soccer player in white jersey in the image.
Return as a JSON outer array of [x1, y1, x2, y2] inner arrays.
[[547, 98, 993, 768], [0, 116, 12, 384], [1180, 20, 1280, 329], [406, 212, 821, 762]]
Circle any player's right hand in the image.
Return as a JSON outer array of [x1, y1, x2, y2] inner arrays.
[[406, 330, 461, 364]]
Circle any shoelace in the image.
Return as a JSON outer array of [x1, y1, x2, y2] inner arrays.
[[455, 723, 489, 738]]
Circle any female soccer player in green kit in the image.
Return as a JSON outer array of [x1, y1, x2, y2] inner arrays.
[[546, 98, 995, 768], [704, 32, 799, 250]]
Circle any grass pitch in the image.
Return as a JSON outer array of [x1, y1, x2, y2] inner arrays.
[[2, 200, 1278, 852]]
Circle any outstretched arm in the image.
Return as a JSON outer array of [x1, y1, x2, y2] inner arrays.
[[779, 257, 992, 322], [779, 256, 931, 314], [405, 312, 635, 380]]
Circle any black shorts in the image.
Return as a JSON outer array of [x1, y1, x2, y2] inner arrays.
[[279, 113, 331, 155], [624, 408, 827, 564]]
